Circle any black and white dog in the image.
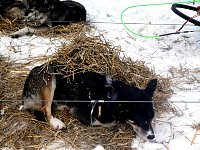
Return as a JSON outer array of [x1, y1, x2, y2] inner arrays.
[[0, 0, 86, 37], [22, 64, 157, 140]]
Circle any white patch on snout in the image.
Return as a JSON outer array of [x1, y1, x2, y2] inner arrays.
[[137, 127, 154, 141], [147, 130, 153, 136], [146, 129, 155, 138], [49, 116, 66, 130], [127, 120, 155, 141]]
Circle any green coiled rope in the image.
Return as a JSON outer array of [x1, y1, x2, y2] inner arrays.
[[120, 0, 200, 38]]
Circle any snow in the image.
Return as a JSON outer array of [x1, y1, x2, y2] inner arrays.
[[1, 0, 200, 149], [0, 35, 61, 64]]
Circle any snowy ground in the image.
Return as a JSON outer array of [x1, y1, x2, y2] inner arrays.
[[0, 0, 200, 149]]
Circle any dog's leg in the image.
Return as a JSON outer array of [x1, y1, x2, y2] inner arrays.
[[11, 27, 35, 38], [11, 26, 48, 38], [42, 75, 66, 130]]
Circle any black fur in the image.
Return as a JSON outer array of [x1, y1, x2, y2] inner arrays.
[[26, 0, 87, 26], [22, 64, 157, 139], [54, 71, 157, 139], [0, 0, 86, 22]]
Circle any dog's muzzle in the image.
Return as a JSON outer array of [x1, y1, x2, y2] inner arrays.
[[128, 120, 155, 140], [141, 124, 155, 140], [146, 126, 155, 140]]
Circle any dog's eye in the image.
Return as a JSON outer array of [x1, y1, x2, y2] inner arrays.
[[142, 121, 149, 126], [139, 121, 149, 130], [140, 121, 148, 126]]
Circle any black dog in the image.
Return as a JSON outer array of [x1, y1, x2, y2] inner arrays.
[[0, 0, 86, 37], [22, 64, 157, 140], [22, 0, 87, 26]]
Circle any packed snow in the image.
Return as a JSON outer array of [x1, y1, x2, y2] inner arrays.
[[0, 0, 200, 149]]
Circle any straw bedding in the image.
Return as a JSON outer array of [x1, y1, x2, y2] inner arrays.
[[0, 18, 89, 38], [48, 34, 172, 111], [0, 20, 172, 149]]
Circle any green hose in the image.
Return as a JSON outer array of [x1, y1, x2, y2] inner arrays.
[[120, 0, 200, 38]]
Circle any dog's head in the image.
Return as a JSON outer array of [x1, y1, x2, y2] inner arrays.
[[22, 0, 56, 27], [128, 79, 157, 140]]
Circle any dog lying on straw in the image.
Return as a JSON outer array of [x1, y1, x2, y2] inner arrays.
[[0, 0, 87, 37], [22, 63, 157, 140]]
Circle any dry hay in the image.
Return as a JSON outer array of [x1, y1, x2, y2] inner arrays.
[[0, 56, 26, 100], [48, 34, 172, 112], [0, 33, 172, 149], [0, 102, 135, 150], [0, 17, 23, 34], [0, 18, 90, 39]]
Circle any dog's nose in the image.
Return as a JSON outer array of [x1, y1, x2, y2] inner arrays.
[[147, 134, 155, 139]]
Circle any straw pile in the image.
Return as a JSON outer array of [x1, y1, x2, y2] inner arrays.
[[48, 34, 172, 111], [0, 18, 88, 39], [0, 17, 24, 35], [0, 24, 172, 149], [0, 57, 26, 100]]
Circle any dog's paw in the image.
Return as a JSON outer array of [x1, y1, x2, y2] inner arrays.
[[49, 116, 66, 130], [93, 144, 105, 150]]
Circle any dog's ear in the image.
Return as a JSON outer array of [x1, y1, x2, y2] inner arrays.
[[144, 79, 157, 97]]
